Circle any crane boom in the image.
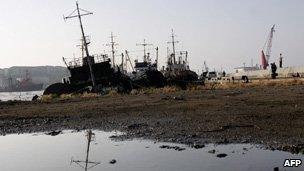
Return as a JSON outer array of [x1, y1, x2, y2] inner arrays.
[[265, 25, 275, 63], [261, 25, 275, 69]]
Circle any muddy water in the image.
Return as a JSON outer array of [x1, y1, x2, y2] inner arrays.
[[0, 130, 302, 171]]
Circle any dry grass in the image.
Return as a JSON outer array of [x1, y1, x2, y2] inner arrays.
[[106, 90, 120, 97], [40, 95, 55, 102], [130, 86, 180, 95], [59, 94, 74, 100], [81, 92, 100, 98], [40, 78, 304, 101], [160, 86, 180, 93], [40, 92, 100, 102], [203, 78, 304, 90]]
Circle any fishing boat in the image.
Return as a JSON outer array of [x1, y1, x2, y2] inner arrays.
[[128, 40, 165, 89], [43, 2, 132, 95], [162, 30, 198, 88]]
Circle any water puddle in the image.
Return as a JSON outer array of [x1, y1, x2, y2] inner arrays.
[[0, 130, 303, 171]]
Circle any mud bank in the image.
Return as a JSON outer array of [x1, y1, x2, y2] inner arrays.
[[0, 85, 304, 154]]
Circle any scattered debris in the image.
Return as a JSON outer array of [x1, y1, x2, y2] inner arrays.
[[32, 95, 39, 101], [191, 144, 205, 149], [273, 167, 279, 171], [45, 130, 62, 136], [216, 153, 228, 158], [208, 149, 216, 154], [204, 124, 255, 133], [160, 145, 186, 151], [109, 159, 117, 164], [109, 135, 118, 139], [173, 96, 184, 101]]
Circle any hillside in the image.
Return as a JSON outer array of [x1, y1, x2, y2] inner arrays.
[[0, 66, 69, 88]]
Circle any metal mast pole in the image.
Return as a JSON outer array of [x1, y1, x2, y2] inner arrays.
[[70, 130, 100, 170], [155, 47, 159, 69], [136, 39, 153, 62], [110, 32, 116, 67], [106, 32, 118, 68], [167, 29, 179, 64], [84, 130, 92, 171], [171, 30, 176, 63], [65, 2, 96, 88], [121, 53, 124, 73], [111, 33, 115, 67]]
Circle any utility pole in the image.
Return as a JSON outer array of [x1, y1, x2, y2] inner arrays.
[[64, 2, 96, 88], [167, 29, 179, 64], [136, 39, 153, 62], [106, 32, 118, 68]]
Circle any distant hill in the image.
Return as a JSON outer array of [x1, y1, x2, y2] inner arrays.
[[0, 66, 70, 88]]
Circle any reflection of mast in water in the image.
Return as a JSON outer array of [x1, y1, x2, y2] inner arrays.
[[71, 130, 100, 170]]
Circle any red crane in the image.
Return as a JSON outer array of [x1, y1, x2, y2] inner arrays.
[[261, 25, 275, 70]]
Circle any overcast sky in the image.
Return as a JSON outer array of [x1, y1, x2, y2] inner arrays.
[[0, 0, 303, 72]]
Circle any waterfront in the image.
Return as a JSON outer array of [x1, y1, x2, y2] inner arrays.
[[0, 91, 43, 101]]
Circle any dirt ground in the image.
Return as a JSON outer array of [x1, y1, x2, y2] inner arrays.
[[0, 84, 304, 153]]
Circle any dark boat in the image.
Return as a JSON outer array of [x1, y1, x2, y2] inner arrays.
[[162, 30, 199, 88], [128, 41, 165, 89], [43, 2, 132, 95]]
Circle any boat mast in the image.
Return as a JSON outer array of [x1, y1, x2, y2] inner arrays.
[[167, 29, 179, 64], [136, 39, 153, 62], [106, 32, 118, 68], [121, 53, 124, 73], [71, 130, 100, 171], [155, 47, 159, 69], [64, 2, 96, 88]]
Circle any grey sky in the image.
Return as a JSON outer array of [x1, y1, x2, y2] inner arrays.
[[0, 0, 303, 72]]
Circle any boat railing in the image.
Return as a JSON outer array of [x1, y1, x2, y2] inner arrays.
[[64, 54, 110, 68]]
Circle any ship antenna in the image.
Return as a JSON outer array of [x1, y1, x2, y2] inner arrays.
[[136, 39, 153, 62], [64, 2, 96, 89]]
